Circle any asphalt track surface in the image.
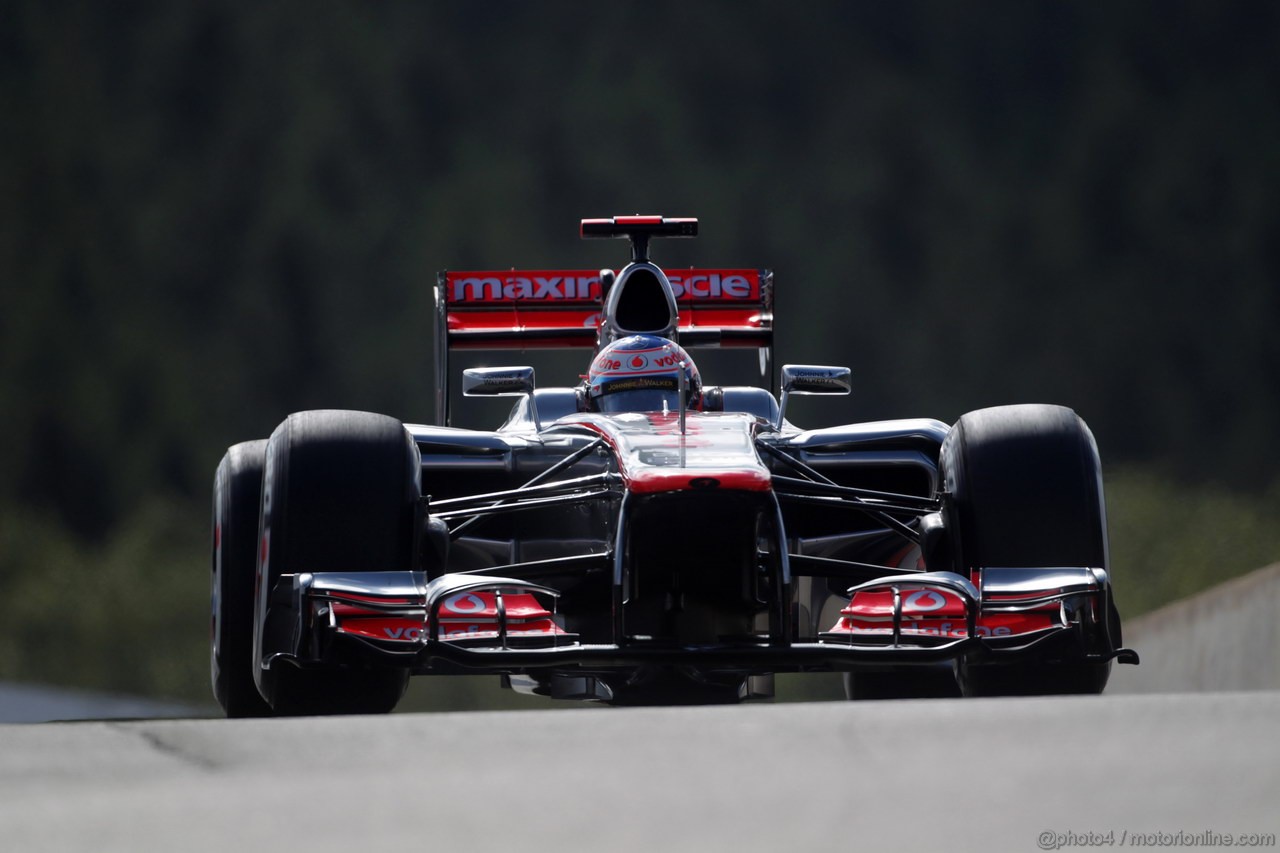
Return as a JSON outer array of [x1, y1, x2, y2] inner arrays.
[[2, 691, 1276, 853]]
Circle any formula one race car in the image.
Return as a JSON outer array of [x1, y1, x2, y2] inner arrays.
[[211, 215, 1138, 716]]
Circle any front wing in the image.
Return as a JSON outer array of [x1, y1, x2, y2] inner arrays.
[[262, 566, 1138, 676]]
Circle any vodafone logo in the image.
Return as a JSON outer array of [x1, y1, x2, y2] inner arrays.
[[594, 347, 685, 375], [903, 589, 948, 613], [594, 356, 623, 371], [443, 593, 488, 614]]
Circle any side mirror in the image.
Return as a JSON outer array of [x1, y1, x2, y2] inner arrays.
[[463, 366, 540, 429], [777, 364, 851, 429], [462, 366, 536, 397]]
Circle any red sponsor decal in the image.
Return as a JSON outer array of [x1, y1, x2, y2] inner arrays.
[[829, 585, 1062, 638], [436, 592, 552, 620], [331, 594, 563, 643], [843, 587, 968, 620], [444, 269, 761, 305], [667, 271, 757, 301], [590, 344, 692, 378], [446, 271, 602, 305]]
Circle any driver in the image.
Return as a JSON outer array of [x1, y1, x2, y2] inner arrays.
[[586, 334, 702, 413]]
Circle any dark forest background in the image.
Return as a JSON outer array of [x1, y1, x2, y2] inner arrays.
[[2, 1, 1279, 708]]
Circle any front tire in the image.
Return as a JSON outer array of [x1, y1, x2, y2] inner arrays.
[[941, 404, 1114, 696], [253, 410, 418, 715], [212, 440, 274, 717]]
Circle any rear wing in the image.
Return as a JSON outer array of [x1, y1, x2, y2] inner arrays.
[[434, 268, 774, 425]]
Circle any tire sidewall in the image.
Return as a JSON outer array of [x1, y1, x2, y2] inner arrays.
[[212, 439, 273, 717]]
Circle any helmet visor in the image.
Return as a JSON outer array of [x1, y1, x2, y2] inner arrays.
[[595, 376, 682, 413]]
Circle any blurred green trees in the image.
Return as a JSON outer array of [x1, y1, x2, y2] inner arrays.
[[2, 1, 1278, 704]]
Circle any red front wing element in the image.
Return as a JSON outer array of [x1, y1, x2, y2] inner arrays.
[[332, 592, 574, 647], [827, 592, 1061, 640], [821, 578, 1081, 644]]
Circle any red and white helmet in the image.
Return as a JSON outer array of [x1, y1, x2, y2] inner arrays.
[[586, 335, 702, 413]]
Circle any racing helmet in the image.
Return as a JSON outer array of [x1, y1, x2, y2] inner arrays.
[[587, 335, 702, 414]]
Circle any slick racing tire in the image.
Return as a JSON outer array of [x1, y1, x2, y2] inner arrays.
[[941, 404, 1114, 697], [254, 410, 418, 715], [212, 440, 274, 718]]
